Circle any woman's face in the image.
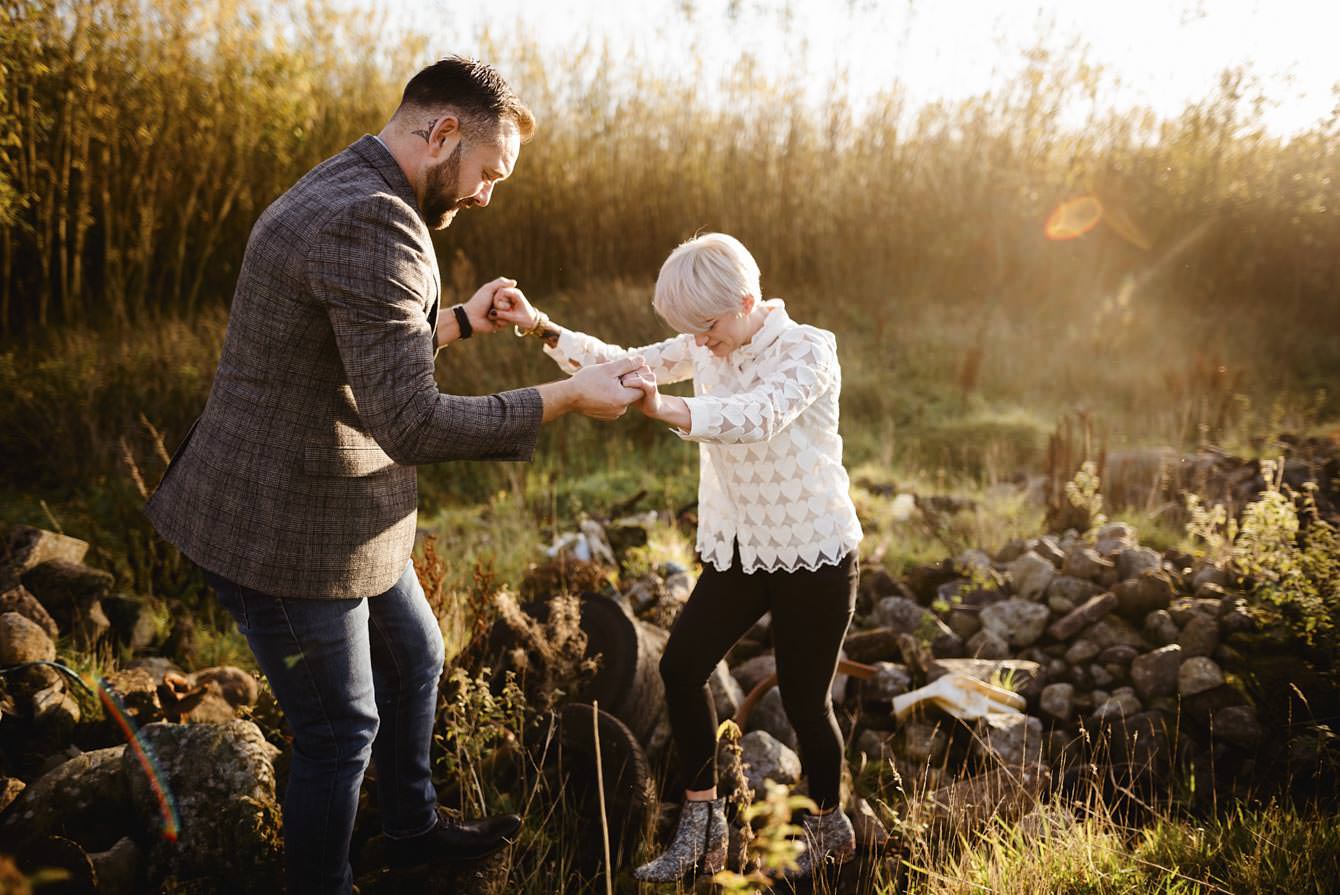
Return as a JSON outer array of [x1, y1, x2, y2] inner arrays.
[[692, 296, 759, 357]]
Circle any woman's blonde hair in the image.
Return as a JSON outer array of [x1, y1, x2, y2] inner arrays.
[[652, 233, 761, 334]]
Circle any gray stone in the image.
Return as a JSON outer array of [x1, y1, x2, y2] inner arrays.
[[1062, 548, 1115, 583], [973, 714, 1045, 767], [967, 628, 1011, 659], [1048, 592, 1118, 641], [1178, 613, 1221, 658], [927, 618, 965, 658], [19, 559, 112, 646], [863, 662, 912, 702], [1092, 690, 1143, 721], [2, 526, 89, 576], [1116, 546, 1162, 581], [1089, 664, 1116, 688], [708, 661, 744, 720], [1048, 595, 1076, 615], [1113, 571, 1174, 619], [874, 596, 932, 634], [898, 719, 949, 765], [980, 599, 1052, 647], [1047, 575, 1104, 604], [101, 668, 163, 725], [1008, 552, 1055, 601], [1191, 564, 1231, 592], [1097, 644, 1138, 665], [740, 730, 802, 797], [1212, 705, 1263, 749], [954, 549, 995, 577], [0, 610, 56, 665], [1131, 645, 1184, 700], [1082, 615, 1148, 651], [1178, 656, 1225, 695], [1035, 536, 1067, 568], [732, 654, 776, 693], [101, 593, 159, 652], [994, 539, 1031, 564], [1039, 683, 1075, 722], [0, 585, 59, 639], [1093, 522, 1138, 557], [743, 686, 797, 752], [1220, 600, 1255, 636], [126, 720, 282, 887], [1064, 639, 1100, 665], [946, 608, 982, 640], [1143, 610, 1180, 646], [856, 729, 894, 762]]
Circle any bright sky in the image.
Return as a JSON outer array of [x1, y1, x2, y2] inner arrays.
[[368, 0, 1340, 136]]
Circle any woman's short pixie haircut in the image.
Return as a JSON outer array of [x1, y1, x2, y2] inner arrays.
[[653, 233, 762, 334]]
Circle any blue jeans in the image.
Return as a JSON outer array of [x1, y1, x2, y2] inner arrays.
[[205, 559, 445, 895]]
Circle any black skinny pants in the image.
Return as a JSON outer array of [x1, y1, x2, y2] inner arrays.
[[658, 548, 858, 810]]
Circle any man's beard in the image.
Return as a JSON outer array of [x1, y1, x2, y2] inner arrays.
[[422, 141, 467, 230]]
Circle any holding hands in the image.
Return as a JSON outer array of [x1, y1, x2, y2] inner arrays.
[[485, 283, 690, 427]]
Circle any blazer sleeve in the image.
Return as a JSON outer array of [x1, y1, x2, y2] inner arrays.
[[308, 196, 543, 464]]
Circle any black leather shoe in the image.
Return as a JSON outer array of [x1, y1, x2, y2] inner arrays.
[[385, 810, 523, 868]]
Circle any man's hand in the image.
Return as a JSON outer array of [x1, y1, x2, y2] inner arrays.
[[489, 287, 540, 330], [463, 277, 519, 335], [537, 355, 647, 422]]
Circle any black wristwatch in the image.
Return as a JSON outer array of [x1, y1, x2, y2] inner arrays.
[[451, 304, 473, 340]]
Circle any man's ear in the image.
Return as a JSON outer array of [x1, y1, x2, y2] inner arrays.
[[427, 115, 461, 156]]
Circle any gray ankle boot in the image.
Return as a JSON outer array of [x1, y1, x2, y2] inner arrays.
[[783, 807, 856, 879], [633, 797, 728, 883]]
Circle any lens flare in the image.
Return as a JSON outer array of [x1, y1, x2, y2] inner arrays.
[[96, 679, 181, 841], [1044, 195, 1103, 240]]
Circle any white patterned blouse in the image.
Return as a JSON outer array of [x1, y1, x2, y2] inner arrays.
[[542, 299, 864, 574]]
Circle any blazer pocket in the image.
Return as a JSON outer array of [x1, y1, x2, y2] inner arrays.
[[303, 443, 398, 478]]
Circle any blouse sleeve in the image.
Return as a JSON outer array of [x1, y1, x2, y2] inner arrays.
[[677, 330, 837, 445], [542, 326, 697, 385]]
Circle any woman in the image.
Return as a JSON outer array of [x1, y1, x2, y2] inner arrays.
[[493, 233, 863, 882]]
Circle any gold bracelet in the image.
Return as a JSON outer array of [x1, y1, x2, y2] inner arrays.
[[514, 310, 551, 339]]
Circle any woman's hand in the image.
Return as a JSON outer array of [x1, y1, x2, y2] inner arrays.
[[488, 286, 541, 331], [624, 367, 692, 430]]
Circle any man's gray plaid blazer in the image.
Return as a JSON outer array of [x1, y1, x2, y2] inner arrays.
[[146, 135, 543, 599]]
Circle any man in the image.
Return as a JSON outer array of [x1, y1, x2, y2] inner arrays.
[[145, 57, 645, 895]]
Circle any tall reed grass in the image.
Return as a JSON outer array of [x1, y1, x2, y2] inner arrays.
[[3, 0, 1338, 344]]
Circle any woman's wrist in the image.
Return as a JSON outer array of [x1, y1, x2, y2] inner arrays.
[[654, 395, 692, 430]]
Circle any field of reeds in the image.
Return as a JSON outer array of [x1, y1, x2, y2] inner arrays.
[[2, 0, 1339, 892]]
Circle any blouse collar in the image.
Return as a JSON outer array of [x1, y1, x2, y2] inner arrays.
[[730, 298, 789, 364]]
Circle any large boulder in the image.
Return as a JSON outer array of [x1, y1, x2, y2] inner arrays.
[[126, 721, 282, 891], [743, 686, 797, 752], [980, 599, 1051, 648], [0, 746, 131, 847]]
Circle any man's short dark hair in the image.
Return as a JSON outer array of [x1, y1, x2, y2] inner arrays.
[[398, 56, 535, 142]]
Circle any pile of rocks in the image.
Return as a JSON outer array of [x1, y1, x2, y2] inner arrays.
[[572, 512, 1271, 856], [0, 525, 281, 894]]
